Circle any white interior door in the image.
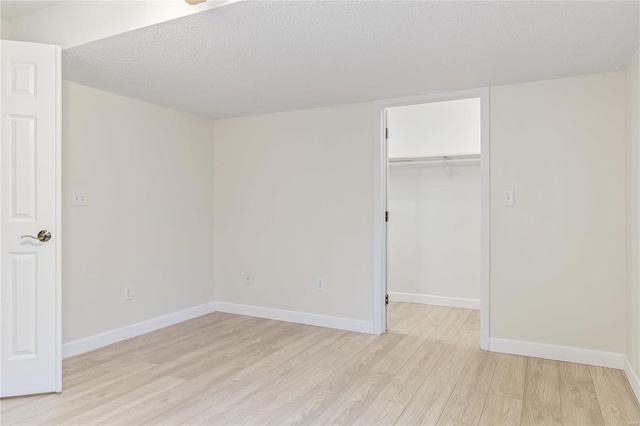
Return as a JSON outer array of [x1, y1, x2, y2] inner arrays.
[[1, 40, 61, 397]]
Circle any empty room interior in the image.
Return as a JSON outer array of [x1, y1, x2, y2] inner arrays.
[[1, 1, 640, 425]]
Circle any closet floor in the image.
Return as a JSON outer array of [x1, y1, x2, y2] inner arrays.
[[1, 302, 638, 425]]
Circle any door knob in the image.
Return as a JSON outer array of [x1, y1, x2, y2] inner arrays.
[[21, 230, 51, 242]]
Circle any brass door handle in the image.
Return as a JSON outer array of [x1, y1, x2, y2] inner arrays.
[[21, 230, 51, 242]]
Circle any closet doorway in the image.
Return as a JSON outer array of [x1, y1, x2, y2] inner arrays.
[[373, 89, 490, 350]]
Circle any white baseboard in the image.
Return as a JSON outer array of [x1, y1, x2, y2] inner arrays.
[[389, 291, 480, 310], [62, 302, 217, 359], [624, 356, 640, 405], [214, 301, 376, 334], [490, 337, 625, 370]]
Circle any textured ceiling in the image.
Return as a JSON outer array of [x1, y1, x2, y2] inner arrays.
[[63, 1, 640, 119], [1, 1, 61, 20]]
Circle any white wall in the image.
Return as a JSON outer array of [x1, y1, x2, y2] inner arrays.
[[1, 19, 10, 39], [62, 81, 216, 343], [388, 164, 480, 301], [626, 48, 640, 376], [491, 72, 627, 353], [213, 103, 374, 323], [387, 98, 480, 158]]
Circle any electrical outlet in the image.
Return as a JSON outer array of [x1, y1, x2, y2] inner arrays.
[[124, 286, 132, 301], [245, 273, 251, 285], [316, 278, 324, 291]]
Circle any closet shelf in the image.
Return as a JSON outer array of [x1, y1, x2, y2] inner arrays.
[[389, 153, 480, 166]]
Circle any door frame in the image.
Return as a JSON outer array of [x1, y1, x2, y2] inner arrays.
[[372, 87, 491, 350], [54, 45, 62, 391]]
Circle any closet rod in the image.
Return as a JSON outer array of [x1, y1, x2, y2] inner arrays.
[[389, 153, 480, 165]]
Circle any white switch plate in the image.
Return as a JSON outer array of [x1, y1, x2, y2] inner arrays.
[[72, 191, 87, 206], [316, 278, 324, 291], [124, 286, 132, 301], [503, 189, 515, 207]]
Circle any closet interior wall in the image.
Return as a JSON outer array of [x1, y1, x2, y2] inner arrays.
[[387, 98, 482, 307]]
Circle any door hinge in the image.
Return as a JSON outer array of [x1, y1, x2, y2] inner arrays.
[[385, 128, 389, 139], [385, 211, 389, 222], [385, 294, 389, 305]]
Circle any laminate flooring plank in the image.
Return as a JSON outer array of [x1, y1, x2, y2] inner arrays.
[[228, 326, 331, 382], [273, 333, 403, 425], [353, 398, 406, 426], [98, 364, 242, 425], [436, 420, 474, 426], [478, 395, 523, 426], [2, 362, 155, 425], [488, 353, 527, 400], [560, 406, 605, 426], [395, 380, 455, 426], [133, 379, 250, 425], [427, 329, 480, 384], [314, 332, 378, 370], [558, 361, 603, 426], [378, 333, 451, 404], [57, 375, 185, 426], [371, 332, 431, 376], [232, 366, 336, 425], [521, 358, 563, 426], [590, 366, 640, 426], [16, 369, 183, 425], [461, 309, 481, 332], [309, 371, 392, 425], [439, 308, 473, 331], [440, 347, 499, 424]]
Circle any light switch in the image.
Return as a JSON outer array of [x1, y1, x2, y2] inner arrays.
[[503, 189, 515, 207], [72, 191, 87, 206]]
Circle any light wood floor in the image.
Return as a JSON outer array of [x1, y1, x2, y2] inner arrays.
[[1, 302, 639, 425]]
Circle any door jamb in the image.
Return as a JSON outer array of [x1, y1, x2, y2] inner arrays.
[[372, 87, 491, 350], [54, 45, 62, 392]]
